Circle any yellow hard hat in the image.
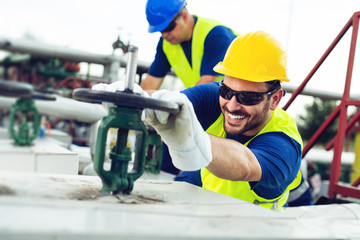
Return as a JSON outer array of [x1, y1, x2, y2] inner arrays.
[[213, 31, 289, 83]]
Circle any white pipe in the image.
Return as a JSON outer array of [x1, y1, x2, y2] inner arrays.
[[283, 83, 360, 101], [0, 36, 152, 74], [0, 36, 120, 65], [0, 96, 107, 123]]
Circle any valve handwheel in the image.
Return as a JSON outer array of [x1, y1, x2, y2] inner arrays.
[[0, 79, 33, 98], [73, 88, 180, 114]]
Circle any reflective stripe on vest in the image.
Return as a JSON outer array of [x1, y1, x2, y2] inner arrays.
[[163, 16, 236, 88], [287, 179, 310, 203], [202, 108, 303, 211]]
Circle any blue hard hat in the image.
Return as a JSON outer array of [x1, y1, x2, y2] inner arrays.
[[146, 0, 186, 33]]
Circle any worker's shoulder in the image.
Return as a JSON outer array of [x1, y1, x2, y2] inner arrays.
[[204, 26, 237, 47], [208, 25, 237, 38]]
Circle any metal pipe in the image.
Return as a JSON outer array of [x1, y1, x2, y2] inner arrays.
[[282, 83, 360, 101], [0, 36, 154, 76], [0, 95, 107, 123], [125, 46, 138, 92], [0, 36, 121, 65]]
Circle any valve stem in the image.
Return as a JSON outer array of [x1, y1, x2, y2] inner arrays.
[[124, 46, 138, 92]]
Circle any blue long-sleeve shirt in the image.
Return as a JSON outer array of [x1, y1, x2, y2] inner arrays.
[[164, 82, 303, 200]]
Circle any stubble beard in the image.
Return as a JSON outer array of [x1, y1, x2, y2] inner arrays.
[[223, 100, 271, 136]]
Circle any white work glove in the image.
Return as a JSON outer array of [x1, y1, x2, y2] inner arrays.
[[92, 80, 149, 97], [144, 90, 212, 171]]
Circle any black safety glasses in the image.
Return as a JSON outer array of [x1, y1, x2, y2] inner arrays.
[[161, 13, 181, 33], [219, 80, 279, 106]]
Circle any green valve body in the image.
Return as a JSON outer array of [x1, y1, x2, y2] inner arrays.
[[144, 128, 163, 174], [9, 98, 40, 146], [93, 106, 148, 194]]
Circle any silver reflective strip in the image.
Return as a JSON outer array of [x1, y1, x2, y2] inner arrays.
[[253, 191, 289, 210], [271, 201, 278, 211], [287, 180, 310, 203]]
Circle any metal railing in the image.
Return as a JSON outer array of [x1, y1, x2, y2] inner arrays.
[[283, 11, 360, 199]]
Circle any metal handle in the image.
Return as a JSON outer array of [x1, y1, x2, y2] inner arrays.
[[124, 46, 138, 92]]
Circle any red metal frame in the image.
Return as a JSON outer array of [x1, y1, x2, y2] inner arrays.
[[283, 11, 360, 199]]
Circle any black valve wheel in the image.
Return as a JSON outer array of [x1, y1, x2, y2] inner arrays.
[[32, 91, 57, 101], [73, 88, 180, 114], [0, 80, 56, 101], [0, 79, 33, 98]]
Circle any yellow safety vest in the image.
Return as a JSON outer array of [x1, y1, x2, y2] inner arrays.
[[163, 16, 237, 88], [201, 108, 303, 211]]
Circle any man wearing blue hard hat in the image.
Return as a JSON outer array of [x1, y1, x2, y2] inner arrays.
[[141, 0, 238, 90]]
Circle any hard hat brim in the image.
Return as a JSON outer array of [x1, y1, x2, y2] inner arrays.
[[213, 62, 289, 83], [148, 19, 173, 33]]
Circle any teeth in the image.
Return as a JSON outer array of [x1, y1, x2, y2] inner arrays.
[[229, 113, 245, 120]]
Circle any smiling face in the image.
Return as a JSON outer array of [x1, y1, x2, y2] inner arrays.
[[219, 76, 282, 136]]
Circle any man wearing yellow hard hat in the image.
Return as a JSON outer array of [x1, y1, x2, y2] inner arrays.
[[145, 31, 311, 210]]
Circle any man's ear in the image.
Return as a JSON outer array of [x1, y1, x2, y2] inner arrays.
[[270, 89, 283, 110], [181, 10, 189, 23]]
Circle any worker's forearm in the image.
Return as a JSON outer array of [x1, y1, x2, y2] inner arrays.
[[141, 75, 163, 90], [206, 134, 262, 181], [196, 75, 219, 85]]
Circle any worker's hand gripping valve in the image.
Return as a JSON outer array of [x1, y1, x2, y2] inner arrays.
[[144, 90, 213, 171], [92, 80, 149, 98]]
